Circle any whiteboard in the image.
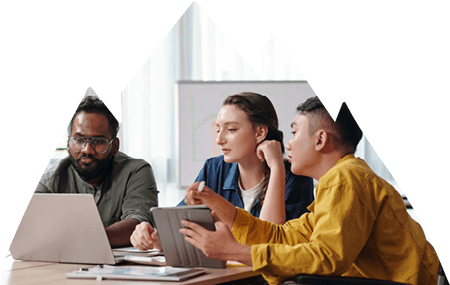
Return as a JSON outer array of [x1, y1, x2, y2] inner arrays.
[[176, 81, 317, 189]]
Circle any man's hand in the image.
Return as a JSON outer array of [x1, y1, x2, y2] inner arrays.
[[179, 212, 252, 265], [130, 222, 162, 250], [105, 218, 140, 248]]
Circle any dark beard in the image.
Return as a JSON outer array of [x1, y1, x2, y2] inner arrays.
[[69, 152, 114, 182]]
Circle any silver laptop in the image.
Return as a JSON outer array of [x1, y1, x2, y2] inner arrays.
[[10, 193, 124, 265]]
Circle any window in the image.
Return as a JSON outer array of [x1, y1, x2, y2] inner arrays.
[[40, 3, 416, 217]]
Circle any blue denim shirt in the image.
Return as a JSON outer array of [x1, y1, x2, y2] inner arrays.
[[178, 155, 314, 221]]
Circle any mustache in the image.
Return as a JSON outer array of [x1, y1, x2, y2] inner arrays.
[[77, 154, 98, 162]]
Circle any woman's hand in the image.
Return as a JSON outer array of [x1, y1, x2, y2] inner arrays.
[[256, 140, 284, 170], [184, 181, 209, 205], [130, 222, 162, 251], [256, 140, 286, 224], [184, 181, 238, 229]]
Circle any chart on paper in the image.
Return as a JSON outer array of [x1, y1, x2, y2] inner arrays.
[[190, 103, 222, 162]]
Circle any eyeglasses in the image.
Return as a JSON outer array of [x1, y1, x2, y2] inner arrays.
[[68, 137, 115, 154]]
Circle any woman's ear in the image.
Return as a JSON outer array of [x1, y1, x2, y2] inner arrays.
[[255, 125, 268, 143]]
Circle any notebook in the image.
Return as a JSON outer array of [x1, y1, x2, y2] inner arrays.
[[151, 205, 227, 268], [10, 193, 149, 265]]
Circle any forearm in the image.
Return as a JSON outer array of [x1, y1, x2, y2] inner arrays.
[[259, 165, 286, 224], [105, 218, 140, 248], [226, 244, 253, 266], [207, 197, 238, 229]]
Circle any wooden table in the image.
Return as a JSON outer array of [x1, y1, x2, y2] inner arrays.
[[1, 254, 264, 285]]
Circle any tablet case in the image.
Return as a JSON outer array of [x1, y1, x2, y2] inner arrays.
[[151, 205, 227, 268]]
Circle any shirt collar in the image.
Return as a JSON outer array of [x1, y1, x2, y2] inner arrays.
[[336, 153, 355, 165], [325, 153, 356, 177], [223, 162, 240, 192]]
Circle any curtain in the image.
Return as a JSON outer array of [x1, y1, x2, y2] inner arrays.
[[121, 3, 261, 191]]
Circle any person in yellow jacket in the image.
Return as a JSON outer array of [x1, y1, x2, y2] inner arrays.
[[179, 96, 439, 285]]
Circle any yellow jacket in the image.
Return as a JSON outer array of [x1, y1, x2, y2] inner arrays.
[[231, 154, 439, 285]]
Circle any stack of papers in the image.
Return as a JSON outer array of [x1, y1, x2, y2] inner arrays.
[[113, 247, 163, 256], [112, 247, 166, 266]]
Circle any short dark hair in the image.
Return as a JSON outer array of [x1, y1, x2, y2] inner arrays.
[[296, 96, 335, 136], [67, 96, 119, 138], [297, 96, 362, 152]]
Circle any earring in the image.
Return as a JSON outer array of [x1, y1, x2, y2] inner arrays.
[[257, 138, 260, 143]]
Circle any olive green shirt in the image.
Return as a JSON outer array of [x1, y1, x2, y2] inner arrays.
[[35, 151, 159, 227]]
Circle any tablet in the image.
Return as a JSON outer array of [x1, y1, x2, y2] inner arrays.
[[151, 205, 226, 268], [66, 265, 207, 281]]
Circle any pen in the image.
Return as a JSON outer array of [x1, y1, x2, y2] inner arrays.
[[198, 181, 205, 192]]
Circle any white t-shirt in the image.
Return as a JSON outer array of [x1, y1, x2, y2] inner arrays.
[[239, 176, 265, 213]]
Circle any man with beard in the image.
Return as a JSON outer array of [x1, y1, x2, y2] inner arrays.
[[35, 96, 158, 247]]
